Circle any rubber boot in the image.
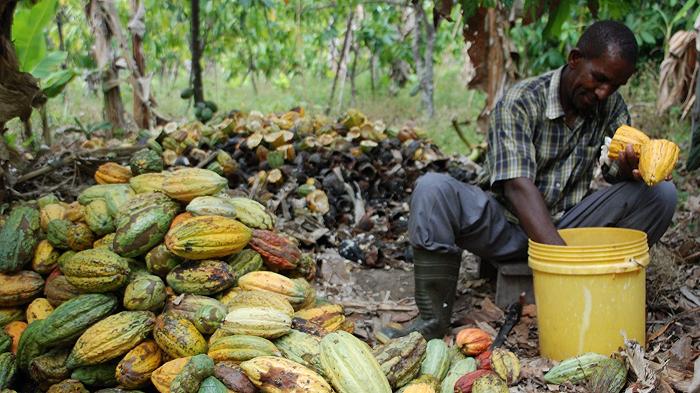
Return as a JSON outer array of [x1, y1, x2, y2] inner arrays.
[[378, 248, 460, 341]]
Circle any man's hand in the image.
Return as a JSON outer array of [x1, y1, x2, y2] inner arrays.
[[503, 178, 566, 246], [616, 144, 642, 181], [616, 143, 673, 182]]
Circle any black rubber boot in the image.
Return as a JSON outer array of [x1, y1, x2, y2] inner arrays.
[[378, 248, 460, 341]]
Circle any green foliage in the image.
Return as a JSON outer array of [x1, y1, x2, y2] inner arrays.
[[12, 0, 58, 73], [42, 70, 77, 98]]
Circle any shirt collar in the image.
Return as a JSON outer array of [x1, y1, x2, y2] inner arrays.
[[546, 66, 566, 120]]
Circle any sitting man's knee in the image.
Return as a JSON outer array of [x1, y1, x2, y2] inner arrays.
[[651, 181, 677, 211], [412, 173, 458, 208], [414, 173, 456, 197]]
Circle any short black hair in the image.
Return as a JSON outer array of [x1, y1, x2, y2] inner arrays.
[[577, 20, 638, 65]]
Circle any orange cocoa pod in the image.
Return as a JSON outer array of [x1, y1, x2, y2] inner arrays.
[[4, 320, 28, 353], [455, 328, 492, 356]]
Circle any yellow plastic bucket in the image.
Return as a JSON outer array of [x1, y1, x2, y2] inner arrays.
[[528, 227, 649, 361]]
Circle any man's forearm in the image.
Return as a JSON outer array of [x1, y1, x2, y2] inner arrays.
[[503, 178, 566, 246]]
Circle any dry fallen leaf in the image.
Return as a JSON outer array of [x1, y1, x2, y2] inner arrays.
[[623, 339, 657, 393]]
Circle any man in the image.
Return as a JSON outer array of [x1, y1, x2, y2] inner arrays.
[[383, 20, 677, 340]]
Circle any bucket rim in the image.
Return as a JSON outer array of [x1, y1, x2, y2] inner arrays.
[[529, 227, 648, 251], [529, 252, 650, 275]]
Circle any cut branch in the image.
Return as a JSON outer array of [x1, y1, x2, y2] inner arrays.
[[326, 10, 355, 115]]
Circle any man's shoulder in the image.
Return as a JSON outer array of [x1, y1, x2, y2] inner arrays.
[[501, 70, 556, 107], [508, 70, 555, 96]]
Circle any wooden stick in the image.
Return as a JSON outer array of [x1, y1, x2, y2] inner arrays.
[[647, 306, 700, 342], [341, 301, 416, 312], [14, 146, 141, 184], [451, 118, 475, 149]]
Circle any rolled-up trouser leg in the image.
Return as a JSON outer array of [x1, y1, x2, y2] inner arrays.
[[409, 172, 529, 262], [557, 180, 677, 246]]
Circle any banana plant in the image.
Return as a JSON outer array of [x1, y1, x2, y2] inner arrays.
[[13, 0, 76, 102]]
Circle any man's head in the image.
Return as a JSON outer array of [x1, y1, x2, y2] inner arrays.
[[565, 20, 638, 116]]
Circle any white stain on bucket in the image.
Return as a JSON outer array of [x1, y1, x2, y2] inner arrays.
[[579, 287, 592, 354]]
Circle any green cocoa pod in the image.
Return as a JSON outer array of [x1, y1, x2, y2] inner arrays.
[[38, 194, 60, 208], [29, 348, 72, 390], [170, 354, 215, 393], [114, 192, 174, 228], [78, 184, 132, 206], [71, 362, 119, 387], [193, 304, 226, 334], [123, 274, 166, 311], [46, 379, 90, 393], [146, 244, 182, 277], [197, 376, 228, 393], [164, 294, 226, 324], [16, 320, 47, 371], [0, 206, 40, 273], [0, 331, 10, 353], [224, 197, 274, 230], [113, 201, 180, 258], [0, 308, 23, 328], [61, 249, 130, 293], [103, 187, 136, 218], [227, 249, 263, 284], [37, 294, 119, 347], [166, 261, 235, 295], [85, 200, 115, 236], [0, 352, 17, 389], [130, 149, 164, 176], [186, 196, 237, 217], [47, 220, 95, 251]]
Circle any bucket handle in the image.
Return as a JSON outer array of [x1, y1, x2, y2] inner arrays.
[[624, 257, 645, 268]]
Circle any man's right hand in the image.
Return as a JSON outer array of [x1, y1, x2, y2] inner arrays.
[[503, 177, 566, 246], [616, 144, 642, 181]]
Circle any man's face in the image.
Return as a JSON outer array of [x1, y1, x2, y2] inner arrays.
[[568, 50, 635, 116]]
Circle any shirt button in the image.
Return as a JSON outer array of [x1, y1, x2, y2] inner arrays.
[[556, 182, 561, 187]]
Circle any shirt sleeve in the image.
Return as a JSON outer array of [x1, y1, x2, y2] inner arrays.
[[606, 93, 631, 137], [487, 91, 537, 187]]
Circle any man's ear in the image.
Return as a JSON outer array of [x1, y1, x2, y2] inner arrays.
[[568, 48, 583, 68]]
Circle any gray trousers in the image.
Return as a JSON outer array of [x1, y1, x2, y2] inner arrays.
[[409, 173, 678, 261]]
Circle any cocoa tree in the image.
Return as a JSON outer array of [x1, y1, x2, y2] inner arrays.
[[86, 0, 127, 134], [190, 0, 204, 105], [0, 1, 46, 136]]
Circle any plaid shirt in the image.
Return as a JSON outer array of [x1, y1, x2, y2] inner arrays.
[[486, 66, 630, 222]]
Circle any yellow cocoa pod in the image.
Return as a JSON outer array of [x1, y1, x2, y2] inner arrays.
[[116, 339, 163, 388], [608, 125, 650, 160], [40, 204, 66, 231], [95, 162, 132, 184], [150, 356, 191, 393], [26, 298, 54, 323], [240, 356, 332, 392], [32, 240, 60, 274], [164, 215, 252, 260], [638, 139, 680, 186], [490, 348, 521, 385]]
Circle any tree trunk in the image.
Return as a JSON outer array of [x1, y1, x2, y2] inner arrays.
[[370, 51, 377, 94], [86, 0, 126, 135], [411, 2, 435, 118], [40, 105, 51, 145], [56, 8, 66, 63], [0, 1, 46, 133], [420, 4, 435, 118], [129, 0, 150, 129], [190, 0, 204, 104], [462, 5, 517, 131], [689, 23, 700, 171], [350, 42, 359, 107], [327, 11, 354, 115]]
